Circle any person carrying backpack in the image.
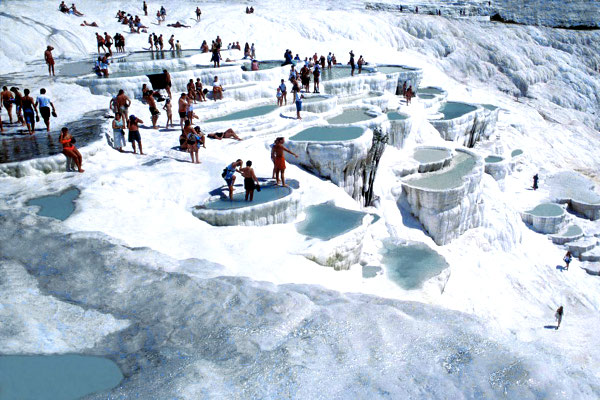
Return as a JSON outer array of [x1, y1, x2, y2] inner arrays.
[[222, 159, 243, 200]]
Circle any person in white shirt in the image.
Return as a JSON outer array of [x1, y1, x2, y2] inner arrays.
[[35, 88, 56, 132]]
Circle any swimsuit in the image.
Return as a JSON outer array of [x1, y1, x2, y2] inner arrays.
[[274, 155, 286, 170], [149, 106, 160, 116], [179, 111, 187, 118], [244, 177, 255, 191], [60, 138, 74, 152]]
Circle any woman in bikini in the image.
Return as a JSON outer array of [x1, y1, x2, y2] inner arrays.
[[59, 127, 84, 172], [207, 128, 242, 141]]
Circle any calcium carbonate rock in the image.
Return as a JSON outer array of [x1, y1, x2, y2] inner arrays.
[[429, 104, 490, 147], [297, 213, 373, 271], [520, 203, 566, 234], [286, 127, 374, 203], [192, 186, 301, 226], [395, 149, 485, 245]]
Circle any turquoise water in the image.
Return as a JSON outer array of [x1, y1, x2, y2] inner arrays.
[[485, 156, 504, 163], [387, 111, 409, 121], [439, 102, 477, 120], [326, 108, 375, 124], [482, 104, 498, 111], [376, 65, 414, 74], [418, 87, 444, 95], [303, 95, 330, 103], [0, 354, 122, 400], [413, 148, 451, 164], [418, 94, 436, 100], [0, 110, 105, 164], [118, 49, 198, 63], [362, 265, 382, 278], [320, 67, 358, 81], [109, 65, 212, 78], [296, 203, 367, 240], [290, 126, 364, 142], [26, 188, 80, 221], [202, 184, 292, 210], [206, 105, 278, 122], [406, 152, 476, 190], [511, 149, 523, 157], [561, 225, 583, 237], [242, 60, 283, 70], [526, 203, 564, 217], [382, 242, 449, 290]]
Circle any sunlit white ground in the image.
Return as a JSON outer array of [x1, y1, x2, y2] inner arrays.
[[1, 0, 599, 395]]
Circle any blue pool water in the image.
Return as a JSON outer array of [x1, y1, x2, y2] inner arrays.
[[296, 203, 367, 240], [0, 354, 123, 400], [201, 184, 292, 210], [26, 188, 80, 221], [290, 126, 364, 142], [382, 241, 449, 290], [206, 105, 278, 122]]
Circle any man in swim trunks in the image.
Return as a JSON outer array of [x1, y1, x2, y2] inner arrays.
[[1, 86, 14, 123], [35, 88, 56, 132], [196, 7, 201, 21], [163, 69, 172, 98], [104, 32, 113, 56], [240, 160, 259, 201], [143, 87, 160, 129], [223, 159, 243, 200], [313, 64, 320, 93], [21, 89, 37, 134], [178, 93, 188, 130], [128, 115, 144, 154], [349, 50, 355, 76], [44, 46, 55, 76], [116, 89, 131, 122], [10, 87, 25, 126], [272, 137, 297, 186], [96, 33, 106, 54]]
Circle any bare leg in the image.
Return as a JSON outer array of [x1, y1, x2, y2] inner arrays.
[[137, 140, 143, 155], [281, 170, 287, 187]]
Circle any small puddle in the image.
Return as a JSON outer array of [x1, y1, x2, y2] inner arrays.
[[26, 188, 80, 221], [296, 203, 366, 240], [382, 241, 449, 290]]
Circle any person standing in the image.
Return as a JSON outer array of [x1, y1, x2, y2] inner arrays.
[[35, 88, 56, 132], [21, 89, 37, 134], [143, 87, 160, 129], [349, 50, 355, 76], [143, 1, 148, 16], [533, 173, 539, 190], [279, 79, 287, 105], [163, 98, 173, 128], [357, 55, 365, 74], [96, 33, 106, 54], [112, 112, 126, 152], [294, 89, 303, 120], [240, 161, 259, 201], [128, 115, 143, 154], [313, 64, 320, 93], [250, 43, 256, 59], [223, 159, 243, 200], [555, 306, 563, 330], [195, 7, 201, 21], [563, 251, 572, 271], [44, 46, 55, 76], [148, 34, 154, 50], [158, 34, 164, 51], [272, 138, 297, 186], [104, 32, 113, 56], [168, 35, 175, 51], [163, 69, 172, 98], [116, 89, 131, 122], [1, 86, 14, 123], [178, 93, 188, 130]]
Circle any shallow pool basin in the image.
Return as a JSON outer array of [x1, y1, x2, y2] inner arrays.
[[202, 184, 291, 210], [296, 203, 367, 240], [26, 188, 80, 221], [438, 102, 478, 120], [290, 126, 364, 142], [382, 241, 449, 290], [0, 354, 122, 400], [326, 108, 376, 125], [206, 105, 278, 123]]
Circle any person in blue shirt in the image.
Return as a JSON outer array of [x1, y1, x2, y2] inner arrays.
[[223, 159, 243, 200], [35, 88, 56, 132], [279, 79, 287, 105]]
